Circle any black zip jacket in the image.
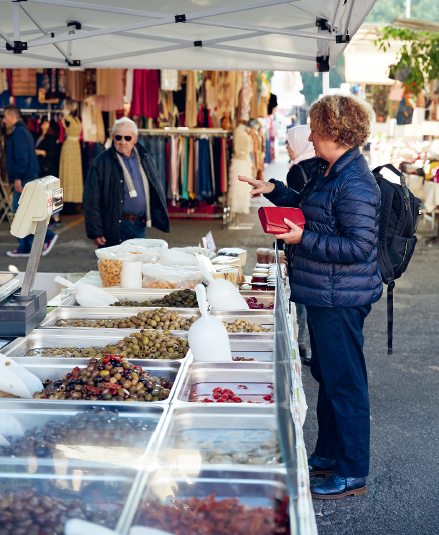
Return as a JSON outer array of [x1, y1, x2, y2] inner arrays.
[[83, 143, 169, 246]]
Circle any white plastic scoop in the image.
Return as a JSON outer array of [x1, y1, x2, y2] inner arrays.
[[196, 256, 249, 311], [188, 284, 232, 362], [54, 276, 119, 307]]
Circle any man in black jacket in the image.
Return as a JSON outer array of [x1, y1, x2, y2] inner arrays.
[[83, 117, 169, 247], [4, 105, 57, 258]]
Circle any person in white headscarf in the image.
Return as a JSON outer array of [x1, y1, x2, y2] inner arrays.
[[284, 124, 316, 365], [286, 125, 316, 191]]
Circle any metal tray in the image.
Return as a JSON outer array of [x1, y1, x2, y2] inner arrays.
[[0, 401, 167, 468], [152, 404, 283, 472], [173, 362, 274, 404], [0, 271, 20, 301], [130, 469, 289, 527], [0, 357, 183, 406], [1, 328, 190, 363], [0, 457, 136, 533]]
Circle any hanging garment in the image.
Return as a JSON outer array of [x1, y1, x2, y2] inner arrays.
[[12, 69, 37, 96], [96, 69, 117, 96], [258, 77, 270, 118], [125, 69, 134, 102], [240, 71, 253, 122], [187, 137, 194, 195], [228, 125, 253, 214], [66, 69, 85, 101], [171, 137, 180, 202], [81, 97, 106, 143], [95, 69, 124, 111], [221, 138, 227, 193], [161, 70, 179, 91], [216, 71, 235, 118], [130, 70, 160, 117], [181, 137, 189, 200], [43, 69, 66, 99], [0, 69, 8, 94], [249, 71, 258, 120], [213, 138, 222, 197], [59, 115, 83, 203], [84, 69, 97, 96], [196, 138, 213, 201], [184, 71, 198, 128]]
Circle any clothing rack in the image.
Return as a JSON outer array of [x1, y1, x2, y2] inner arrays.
[[138, 128, 231, 222], [138, 128, 232, 138]]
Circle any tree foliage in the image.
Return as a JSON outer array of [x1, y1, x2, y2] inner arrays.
[[301, 54, 346, 105], [375, 26, 439, 93], [366, 0, 439, 23]]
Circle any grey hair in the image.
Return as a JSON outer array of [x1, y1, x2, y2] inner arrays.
[[112, 117, 138, 135]]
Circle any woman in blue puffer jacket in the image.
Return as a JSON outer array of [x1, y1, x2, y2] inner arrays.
[[239, 94, 382, 501]]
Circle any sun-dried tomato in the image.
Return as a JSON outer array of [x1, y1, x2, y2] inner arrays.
[[101, 382, 120, 390], [86, 385, 102, 394]]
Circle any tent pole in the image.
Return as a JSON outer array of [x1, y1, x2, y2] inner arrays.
[[0, 26, 15, 47], [13, 1, 20, 41], [322, 72, 330, 96], [343, 0, 356, 41]]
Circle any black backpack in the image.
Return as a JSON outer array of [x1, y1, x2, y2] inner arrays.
[[373, 164, 422, 355]]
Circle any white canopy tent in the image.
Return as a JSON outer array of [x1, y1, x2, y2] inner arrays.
[[0, 0, 376, 72]]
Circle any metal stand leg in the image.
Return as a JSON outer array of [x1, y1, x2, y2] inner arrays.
[[21, 219, 48, 296]]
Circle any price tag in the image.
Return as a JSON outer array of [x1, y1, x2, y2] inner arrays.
[[47, 191, 53, 215], [202, 231, 216, 254]]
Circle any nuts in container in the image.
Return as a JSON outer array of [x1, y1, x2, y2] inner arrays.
[[98, 258, 123, 288]]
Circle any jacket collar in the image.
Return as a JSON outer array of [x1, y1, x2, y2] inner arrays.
[[11, 120, 27, 133], [330, 147, 360, 175]]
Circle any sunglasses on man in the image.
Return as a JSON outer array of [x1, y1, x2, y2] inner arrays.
[[114, 135, 133, 141]]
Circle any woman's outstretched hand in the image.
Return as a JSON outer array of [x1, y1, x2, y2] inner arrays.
[[238, 176, 275, 195], [275, 218, 303, 244]]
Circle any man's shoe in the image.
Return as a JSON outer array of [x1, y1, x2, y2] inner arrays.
[[6, 249, 30, 258], [42, 234, 58, 256], [308, 453, 336, 477], [311, 473, 367, 500]]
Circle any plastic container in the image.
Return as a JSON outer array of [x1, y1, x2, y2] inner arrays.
[[251, 283, 267, 291], [251, 273, 268, 284]]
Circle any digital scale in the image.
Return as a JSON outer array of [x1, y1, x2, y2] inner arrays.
[[0, 176, 63, 336]]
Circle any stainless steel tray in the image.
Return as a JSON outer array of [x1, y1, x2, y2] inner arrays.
[[132, 469, 288, 523], [0, 357, 183, 406], [0, 401, 167, 468], [1, 328, 190, 362], [0, 457, 136, 533], [0, 271, 20, 301], [173, 362, 274, 404], [38, 308, 274, 337], [153, 404, 283, 472]]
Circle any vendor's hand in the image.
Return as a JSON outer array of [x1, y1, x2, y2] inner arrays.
[[14, 179, 23, 193], [93, 236, 106, 246], [275, 218, 303, 244], [238, 175, 275, 195], [35, 149, 47, 157]]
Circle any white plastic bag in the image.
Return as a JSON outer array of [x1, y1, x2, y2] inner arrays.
[[196, 256, 249, 310], [122, 238, 168, 249], [96, 244, 160, 288], [188, 285, 232, 362], [142, 264, 203, 289], [159, 249, 198, 267]]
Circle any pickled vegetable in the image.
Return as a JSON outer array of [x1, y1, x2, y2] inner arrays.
[[110, 289, 198, 308], [221, 319, 272, 333]]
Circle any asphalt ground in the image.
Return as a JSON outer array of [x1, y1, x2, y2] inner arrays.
[[0, 154, 438, 534]]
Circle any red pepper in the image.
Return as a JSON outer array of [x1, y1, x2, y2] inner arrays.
[[212, 387, 222, 393], [263, 394, 272, 401], [238, 385, 248, 389], [102, 356, 111, 364], [268, 385, 274, 389], [86, 385, 102, 394], [101, 382, 120, 390], [212, 393, 221, 400], [222, 388, 234, 395], [106, 354, 123, 361], [231, 396, 242, 403], [216, 399, 225, 403]]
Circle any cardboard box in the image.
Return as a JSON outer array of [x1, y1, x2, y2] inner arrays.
[[217, 248, 247, 268]]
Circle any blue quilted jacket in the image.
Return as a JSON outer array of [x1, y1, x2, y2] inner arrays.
[[265, 147, 383, 308]]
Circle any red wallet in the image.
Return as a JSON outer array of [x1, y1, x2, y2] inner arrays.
[[258, 207, 305, 234]]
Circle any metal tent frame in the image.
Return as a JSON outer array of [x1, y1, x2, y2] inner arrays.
[[0, 0, 376, 71]]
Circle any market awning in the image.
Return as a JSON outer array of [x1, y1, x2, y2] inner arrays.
[[0, 0, 376, 71]]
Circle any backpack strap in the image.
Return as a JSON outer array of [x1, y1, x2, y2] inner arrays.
[[296, 162, 310, 186], [374, 164, 411, 207], [376, 180, 395, 284], [387, 280, 395, 355]]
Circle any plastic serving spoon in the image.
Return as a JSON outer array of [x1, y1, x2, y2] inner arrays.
[[54, 276, 119, 307]]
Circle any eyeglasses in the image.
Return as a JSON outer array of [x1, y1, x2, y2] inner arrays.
[[114, 135, 133, 141]]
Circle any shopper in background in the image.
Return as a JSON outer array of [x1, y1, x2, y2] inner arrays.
[[239, 95, 381, 500], [3, 105, 58, 258], [35, 118, 62, 228], [83, 117, 169, 248], [283, 125, 315, 365], [287, 114, 298, 130]]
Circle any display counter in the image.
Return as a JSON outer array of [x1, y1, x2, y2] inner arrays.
[[0, 259, 316, 535]]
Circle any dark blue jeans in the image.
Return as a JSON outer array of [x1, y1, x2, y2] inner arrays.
[[13, 183, 55, 254], [121, 219, 146, 241], [307, 304, 372, 478]]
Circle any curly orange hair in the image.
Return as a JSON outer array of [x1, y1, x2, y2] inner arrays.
[[309, 94, 373, 148]]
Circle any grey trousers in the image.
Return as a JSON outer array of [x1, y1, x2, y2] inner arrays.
[[296, 303, 307, 346]]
